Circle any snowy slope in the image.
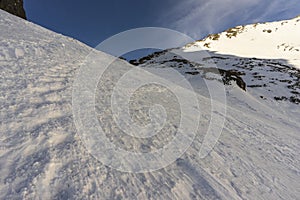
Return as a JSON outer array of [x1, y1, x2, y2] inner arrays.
[[131, 16, 300, 119], [185, 15, 300, 68], [0, 9, 300, 200]]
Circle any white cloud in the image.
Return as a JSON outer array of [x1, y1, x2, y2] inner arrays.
[[160, 0, 300, 39]]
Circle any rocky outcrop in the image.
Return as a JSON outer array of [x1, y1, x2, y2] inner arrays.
[[0, 0, 26, 19]]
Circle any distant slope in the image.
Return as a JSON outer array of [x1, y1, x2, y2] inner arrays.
[[131, 16, 300, 108], [186, 15, 300, 68], [0, 10, 299, 200]]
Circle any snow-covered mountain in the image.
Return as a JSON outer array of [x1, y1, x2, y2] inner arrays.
[[0, 9, 299, 200], [130, 15, 300, 108], [187, 16, 300, 67]]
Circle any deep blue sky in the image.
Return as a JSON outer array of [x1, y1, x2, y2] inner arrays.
[[24, 0, 300, 59], [24, 0, 174, 47]]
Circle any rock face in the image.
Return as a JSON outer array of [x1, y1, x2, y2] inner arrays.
[[0, 0, 26, 19]]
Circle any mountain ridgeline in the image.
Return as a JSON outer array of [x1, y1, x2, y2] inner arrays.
[[130, 15, 300, 104]]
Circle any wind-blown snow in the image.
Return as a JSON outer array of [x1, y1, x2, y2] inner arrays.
[[0, 9, 299, 200]]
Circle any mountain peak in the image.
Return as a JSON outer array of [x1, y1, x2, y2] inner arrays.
[[183, 16, 300, 68]]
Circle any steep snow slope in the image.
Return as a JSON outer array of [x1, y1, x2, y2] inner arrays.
[[131, 16, 300, 119], [0, 9, 299, 200], [185, 15, 300, 68]]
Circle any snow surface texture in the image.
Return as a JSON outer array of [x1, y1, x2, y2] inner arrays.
[[184, 15, 300, 69], [0, 9, 300, 199]]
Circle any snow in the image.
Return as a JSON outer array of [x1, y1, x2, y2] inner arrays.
[[184, 15, 300, 69], [0, 9, 299, 199]]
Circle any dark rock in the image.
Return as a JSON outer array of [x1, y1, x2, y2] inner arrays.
[[0, 0, 26, 19], [129, 60, 139, 66], [185, 71, 200, 75], [118, 56, 127, 61]]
